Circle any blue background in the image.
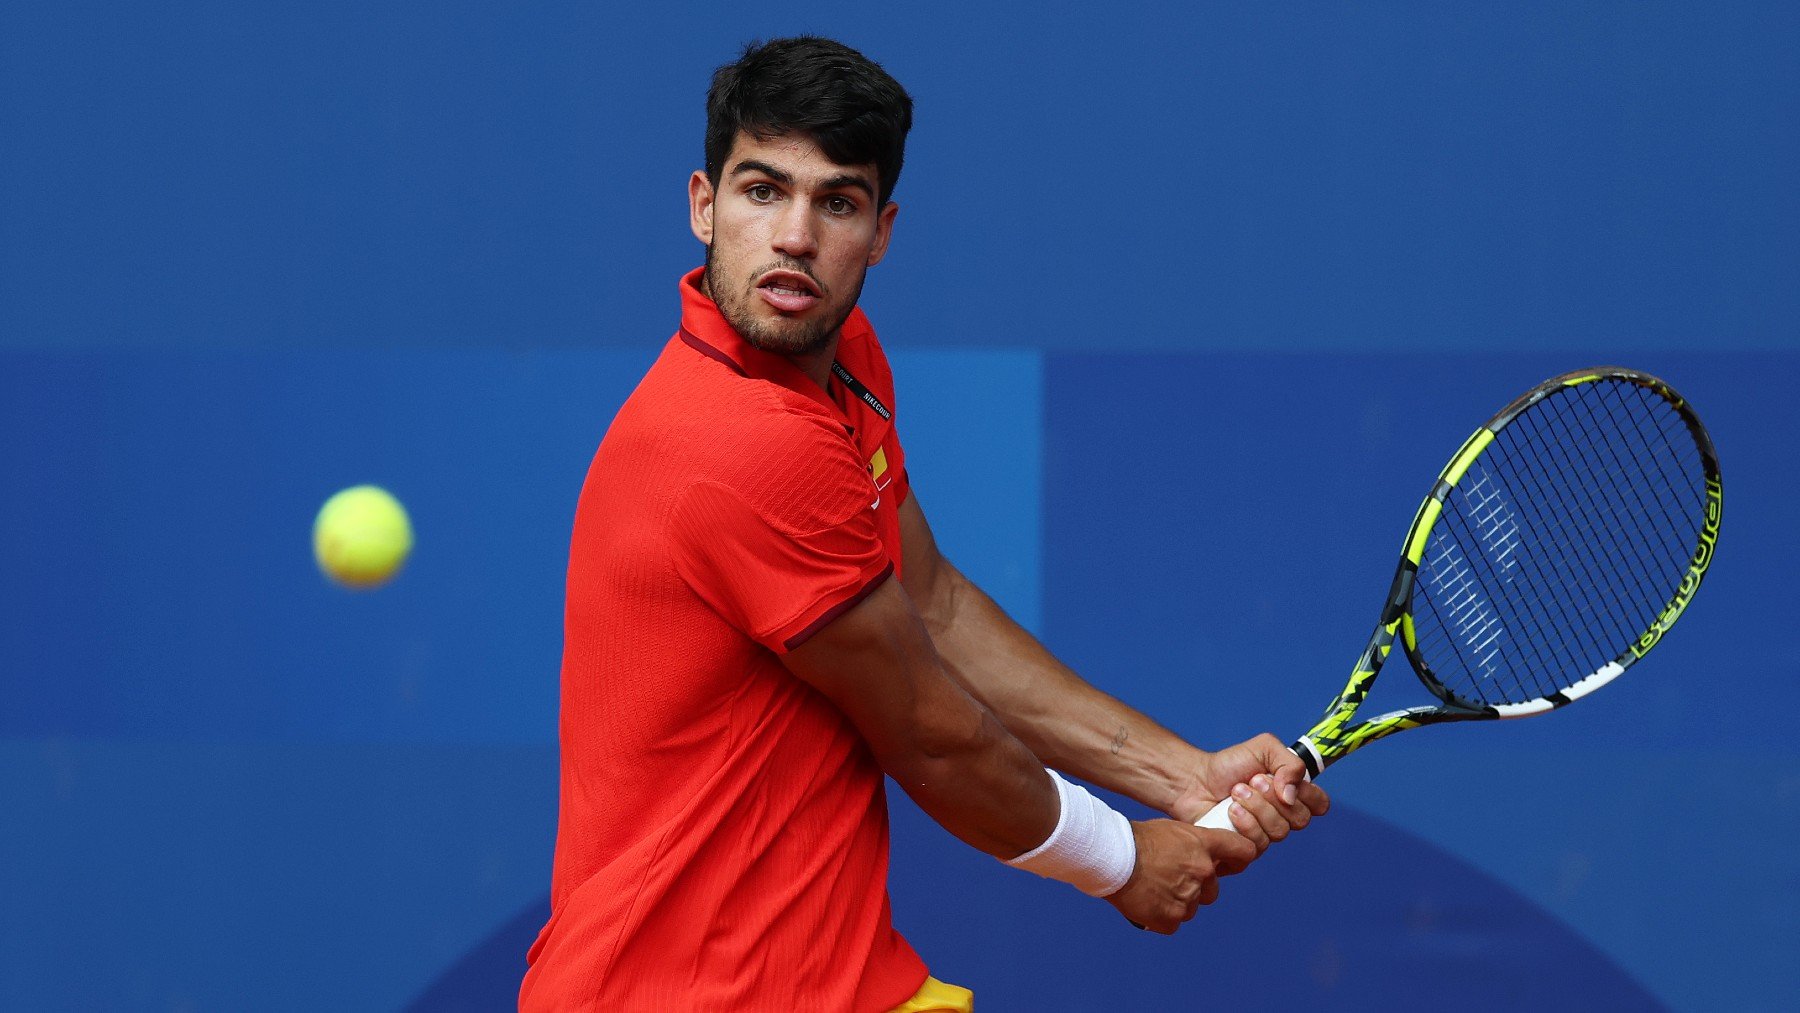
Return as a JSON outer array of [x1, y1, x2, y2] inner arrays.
[[3, 3, 1795, 1010]]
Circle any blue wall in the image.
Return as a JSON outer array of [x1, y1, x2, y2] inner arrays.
[[4, 4, 1796, 1010]]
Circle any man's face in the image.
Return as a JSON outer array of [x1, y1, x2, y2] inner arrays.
[[689, 130, 898, 357]]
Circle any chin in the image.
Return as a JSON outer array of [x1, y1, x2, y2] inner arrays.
[[742, 327, 832, 358], [731, 304, 835, 357]]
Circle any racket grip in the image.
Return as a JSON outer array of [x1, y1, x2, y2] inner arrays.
[[1194, 796, 1238, 831], [1192, 742, 1316, 834]]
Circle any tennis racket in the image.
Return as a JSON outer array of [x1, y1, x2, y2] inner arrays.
[[1197, 366, 1721, 831]]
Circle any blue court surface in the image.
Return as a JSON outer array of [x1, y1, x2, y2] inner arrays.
[[4, 4, 1796, 1010]]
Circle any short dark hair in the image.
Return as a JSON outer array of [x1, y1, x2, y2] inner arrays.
[[705, 37, 913, 207]]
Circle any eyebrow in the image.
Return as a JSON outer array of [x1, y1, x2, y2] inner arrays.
[[820, 173, 876, 200], [729, 159, 793, 186], [728, 159, 876, 201]]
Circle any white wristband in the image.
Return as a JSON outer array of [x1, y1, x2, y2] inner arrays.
[[1003, 769, 1137, 897]]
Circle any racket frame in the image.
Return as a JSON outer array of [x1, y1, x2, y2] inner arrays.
[[1288, 366, 1722, 779]]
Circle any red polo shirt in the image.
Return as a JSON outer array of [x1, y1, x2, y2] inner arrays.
[[520, 268, 925, 1011]]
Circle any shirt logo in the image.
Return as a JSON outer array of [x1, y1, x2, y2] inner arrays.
[[868, 447, 890, 510]]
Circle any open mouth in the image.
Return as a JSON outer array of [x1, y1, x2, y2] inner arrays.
[[755, 270, 822, 313]]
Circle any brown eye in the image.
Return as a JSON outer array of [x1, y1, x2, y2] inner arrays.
[[824, 196, 855, 216], [747, 184, 776, 203]]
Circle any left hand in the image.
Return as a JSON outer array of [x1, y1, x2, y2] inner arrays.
[[1166, 733, 1329, 843]]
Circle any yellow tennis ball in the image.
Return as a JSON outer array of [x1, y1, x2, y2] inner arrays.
[[313, 485, 414, 589]]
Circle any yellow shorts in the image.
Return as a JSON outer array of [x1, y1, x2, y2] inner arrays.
[[888, 974, 974, 1012]]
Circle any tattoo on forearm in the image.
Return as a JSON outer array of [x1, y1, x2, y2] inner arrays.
[[1110, 726, 1129, 755]]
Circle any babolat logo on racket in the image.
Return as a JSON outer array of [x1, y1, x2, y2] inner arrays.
[[1632, 476, 1723, 660]]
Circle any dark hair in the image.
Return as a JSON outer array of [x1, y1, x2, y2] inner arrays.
[[705, 37, 913, 207]]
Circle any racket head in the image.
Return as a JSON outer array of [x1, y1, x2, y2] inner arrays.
[[1394, 366, 1721, 716]]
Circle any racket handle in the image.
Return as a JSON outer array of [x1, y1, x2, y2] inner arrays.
[[1192, 741, 1317, 833], [1194, 796, 1238, 831]]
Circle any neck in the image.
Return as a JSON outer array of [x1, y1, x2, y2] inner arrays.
[[789, 337, 840, 392]]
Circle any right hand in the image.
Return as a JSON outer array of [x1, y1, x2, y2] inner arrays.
[[1105, 819, 1258, 934]]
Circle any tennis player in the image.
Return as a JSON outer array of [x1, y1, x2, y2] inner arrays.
[[518, 36, 1329, 1011]]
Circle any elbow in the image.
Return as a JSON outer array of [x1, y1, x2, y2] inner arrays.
[[913, 559, 966, 641], [906, 701, 1005, 766]]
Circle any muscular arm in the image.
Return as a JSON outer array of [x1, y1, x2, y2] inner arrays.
[[784, 571, 1260, 931], [897, 495, 1201, 814], [783, 573, 1060, 858], [898, 493, 1317, 825]]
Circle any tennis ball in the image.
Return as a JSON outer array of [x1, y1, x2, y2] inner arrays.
[[313, 485, 413, 589]]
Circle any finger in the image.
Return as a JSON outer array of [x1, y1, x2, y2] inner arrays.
[[1249, 773, 1313, 831], [1211, 829, 1258, 875], [1230, 782, 1287, 844], [1296, 781, 1331, 816], [1225, 786, 1273, 851], [1172, 882, 1203, 923], [1263, 779, 1327, 823], [1243, 732, 1287, 769], [1125, 906, 1176, 935], [1265, 752, 1311, 805], [1197, 875, 1220, 907]]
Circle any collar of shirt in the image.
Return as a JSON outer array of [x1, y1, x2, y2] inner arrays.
[[675, 266, 892, 451]]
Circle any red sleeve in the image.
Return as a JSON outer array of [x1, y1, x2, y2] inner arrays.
[[883, 424, 910, 508], [667, 416, 893, 654]]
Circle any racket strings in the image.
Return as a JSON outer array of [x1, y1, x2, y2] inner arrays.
[[1565, 385, 1694, 580], [1418, 477, 1535, 701], [1416, 447, 1619, 706], [1601, 382, 1706, 571], [1496, 390, 1703, 682], [1429, 414, 1637, 704], [1574, 384, 1708, 604], [1421, 456, 1599, 705], [1506, 405, 1670, 665], [1525, 400, 1675, 639], [1411, 378, 1709, 707], [1485, 381, 1704, 691]]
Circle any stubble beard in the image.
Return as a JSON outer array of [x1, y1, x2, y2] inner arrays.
[[703, 244, 864, 359]]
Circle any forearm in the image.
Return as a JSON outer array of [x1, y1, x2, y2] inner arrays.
[[878, 698, 1061, 860], [919, 563, 1207, 814], [782, 574, 1061, 859]]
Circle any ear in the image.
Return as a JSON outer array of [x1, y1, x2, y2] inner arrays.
[[866, 200, 900, 267], [689, 170, 716, 245]]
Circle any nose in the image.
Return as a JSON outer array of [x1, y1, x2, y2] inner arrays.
[[771, 200, 818, 259]]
